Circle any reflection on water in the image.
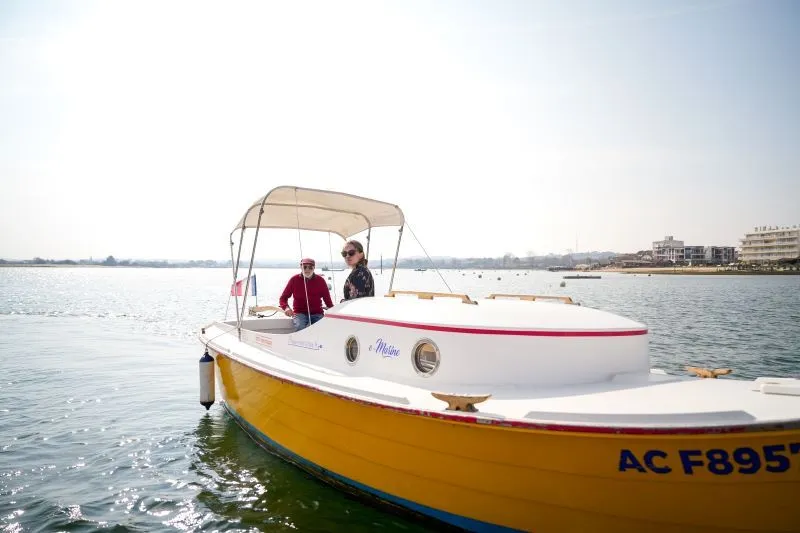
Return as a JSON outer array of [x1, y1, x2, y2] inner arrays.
[[190, 410, 433, 533]]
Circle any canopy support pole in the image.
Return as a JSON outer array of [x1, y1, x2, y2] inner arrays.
[[230, 228, 248, 331], [388, 225, 404, 293], [237, 204, 267, 338]]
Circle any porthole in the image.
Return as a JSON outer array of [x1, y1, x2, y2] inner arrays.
[[412, 339, 440, 376], [345, 336, 359, 364]]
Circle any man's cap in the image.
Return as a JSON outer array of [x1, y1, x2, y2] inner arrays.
[[300, 258, 315, 266]]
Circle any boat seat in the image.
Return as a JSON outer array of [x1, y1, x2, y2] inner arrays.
[[256, 327, 296, 335], [241, 317, 296, 335]]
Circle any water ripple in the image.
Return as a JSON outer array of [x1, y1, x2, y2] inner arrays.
[[0, 267, 797, 531]]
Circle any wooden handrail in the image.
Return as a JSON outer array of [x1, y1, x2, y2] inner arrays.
[[486, 294, 575, 304], [385, 290, 477, 305], [248, 305, 284, 316]]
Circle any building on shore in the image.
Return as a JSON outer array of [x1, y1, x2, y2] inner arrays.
[[652, 236, 684, 263], [652, 236, 736, 265], [683, 245, 705, 264], [739, 226, 800, 263], [705, 246, 737, 264]]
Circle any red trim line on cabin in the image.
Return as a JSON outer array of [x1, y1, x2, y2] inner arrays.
[[211, 350, 796, 436], [325, 313, 648, 337]]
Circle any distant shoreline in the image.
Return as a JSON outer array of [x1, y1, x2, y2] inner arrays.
[[1, 263, 108, 268], [600, 267, 799, 275], [0, 263, 225, 268], [1, 263, 798, 275]]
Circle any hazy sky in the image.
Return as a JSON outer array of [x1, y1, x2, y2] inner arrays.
[[1, 0, 798, 262]]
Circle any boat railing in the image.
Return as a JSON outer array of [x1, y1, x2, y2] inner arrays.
[[385, 290, 477, 305], [486, 294, 575, 304]]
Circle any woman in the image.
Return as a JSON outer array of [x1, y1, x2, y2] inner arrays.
[[341, 239, 374, 300]]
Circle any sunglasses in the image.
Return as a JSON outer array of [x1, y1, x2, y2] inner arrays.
[[341, 249, 358, 258], [302, 264, 314, 269]]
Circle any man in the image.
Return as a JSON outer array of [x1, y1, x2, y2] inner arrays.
[[279, 258, 334, 331]]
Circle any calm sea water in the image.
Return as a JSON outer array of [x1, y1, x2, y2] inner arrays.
[[1, 267, 799, 532]]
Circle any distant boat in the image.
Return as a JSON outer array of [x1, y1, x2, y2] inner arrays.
[[321, 266, 344, 272], [563, 274, 601, 279], [414, 268, 427, 271]]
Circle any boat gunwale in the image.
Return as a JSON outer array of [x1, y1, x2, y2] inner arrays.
[[205, 334, 800, 436]]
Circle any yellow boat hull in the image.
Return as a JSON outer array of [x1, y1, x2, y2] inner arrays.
[[214, 352, 800, 532]]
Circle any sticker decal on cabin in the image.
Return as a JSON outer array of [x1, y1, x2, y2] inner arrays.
[[255, 335, 272, 348], [370, 338, 401, 359], [619, 443, 800, 475]]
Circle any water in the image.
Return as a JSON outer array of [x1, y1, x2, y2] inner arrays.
[[1, 267, 798, 532]]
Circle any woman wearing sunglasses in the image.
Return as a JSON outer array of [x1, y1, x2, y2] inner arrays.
[[341, 240, 374, 301]]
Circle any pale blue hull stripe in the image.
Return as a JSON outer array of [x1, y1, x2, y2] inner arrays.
[[225, 405, 523, 533]]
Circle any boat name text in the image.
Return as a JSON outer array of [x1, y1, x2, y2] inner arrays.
[[619, 443, 800, 475], [288, 337, 323, 350], [371, 338, 401, 358]]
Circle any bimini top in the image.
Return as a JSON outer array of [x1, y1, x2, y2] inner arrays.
[[233, 186, 405, 239]]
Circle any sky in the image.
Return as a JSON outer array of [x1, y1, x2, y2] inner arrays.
[[1, 0, 798, 262]]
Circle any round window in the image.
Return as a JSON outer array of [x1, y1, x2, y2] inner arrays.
[[412, 340, 440, 376], [345, 336, 359, 364]]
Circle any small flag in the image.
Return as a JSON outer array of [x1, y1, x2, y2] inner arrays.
[[230, 279, 243, 296], [231, 275, 257, 297]]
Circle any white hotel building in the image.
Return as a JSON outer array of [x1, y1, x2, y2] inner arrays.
[[739, 226, 800, 263], [652, 236, 685, 263]]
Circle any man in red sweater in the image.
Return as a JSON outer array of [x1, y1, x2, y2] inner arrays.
[[279, 258, 334, 331]]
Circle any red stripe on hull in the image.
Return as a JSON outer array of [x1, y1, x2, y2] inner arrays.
[[325, 313, 648, 337]]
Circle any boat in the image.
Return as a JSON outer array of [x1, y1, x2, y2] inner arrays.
[[198, 186, 800, 533], [321, 266, 344, 272], [563, 274, 601, 279]]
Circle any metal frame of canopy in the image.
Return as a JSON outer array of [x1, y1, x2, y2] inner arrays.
[[228, 186, 406, 328]]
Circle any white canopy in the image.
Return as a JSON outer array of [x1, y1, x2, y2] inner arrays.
[[233, 186, 405, 239]]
